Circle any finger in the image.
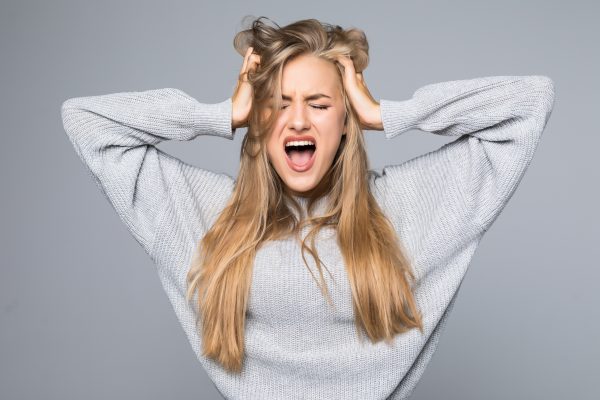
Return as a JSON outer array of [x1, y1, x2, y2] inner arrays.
[[239, 46, 253, 76], [336, 55, 356, 74], [335, 54, 353, 67], [337, 56, 360, 88], [247, 53, 261, 72], [240, 51, 261, 83]]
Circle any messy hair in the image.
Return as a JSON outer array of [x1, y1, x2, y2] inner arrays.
[[186, 16, 423, 373]]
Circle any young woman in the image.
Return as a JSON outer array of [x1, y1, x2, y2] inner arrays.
[[61, 17, 555, 400]]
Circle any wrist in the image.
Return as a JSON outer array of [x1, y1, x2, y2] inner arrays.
[[364, 103, 383, 131], [372, 103, 383, 130]]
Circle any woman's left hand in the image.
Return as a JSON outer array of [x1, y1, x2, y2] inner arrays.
[[335, 55, 383, 131]]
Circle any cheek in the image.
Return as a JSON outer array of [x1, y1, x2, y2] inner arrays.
[[266, 119, 287, 160], [314, 111, 345, 131], [266, 132, 282, 163], [266, 139, 276, 161], [320, 136, 343, 159]]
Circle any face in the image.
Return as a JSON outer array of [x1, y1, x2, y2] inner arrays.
[[265, 53, 347, 197]]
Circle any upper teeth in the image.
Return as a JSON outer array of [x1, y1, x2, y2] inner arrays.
[[285, 140, 315, 147]]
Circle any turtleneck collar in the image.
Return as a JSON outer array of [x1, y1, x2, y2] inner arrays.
[[287, 193, 331, 219]]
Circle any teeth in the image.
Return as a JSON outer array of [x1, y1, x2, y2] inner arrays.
[[285, 140, 315, 148]]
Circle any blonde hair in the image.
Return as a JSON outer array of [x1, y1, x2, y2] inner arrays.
[[186, 16, 423, 373]]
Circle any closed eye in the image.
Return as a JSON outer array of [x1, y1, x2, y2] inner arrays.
[[280, 104, 330, 110]]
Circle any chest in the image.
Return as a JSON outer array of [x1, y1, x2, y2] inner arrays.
[[246, 227, 356, 327]]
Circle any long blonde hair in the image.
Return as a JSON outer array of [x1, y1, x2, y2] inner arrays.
[[186, 16, 423, 373]]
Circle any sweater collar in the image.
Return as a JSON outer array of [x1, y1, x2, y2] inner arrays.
[[287, 193, 331, 219]]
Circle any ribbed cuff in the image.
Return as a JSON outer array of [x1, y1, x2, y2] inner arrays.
[[193, 97, 235, 139], [379, 98, 421, 139]]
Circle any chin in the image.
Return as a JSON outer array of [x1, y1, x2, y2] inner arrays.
[[283, 176, 319, 195]]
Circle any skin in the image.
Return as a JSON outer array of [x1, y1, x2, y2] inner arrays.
[[231, 46, 384, 196]]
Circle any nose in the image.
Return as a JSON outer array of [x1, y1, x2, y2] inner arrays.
[[287, 103, 311, 132]]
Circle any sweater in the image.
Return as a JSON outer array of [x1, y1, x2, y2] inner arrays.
[[60, 75, 555, 400]]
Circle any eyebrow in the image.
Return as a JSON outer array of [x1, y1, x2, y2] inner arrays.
[[281, 93, 332, 101]]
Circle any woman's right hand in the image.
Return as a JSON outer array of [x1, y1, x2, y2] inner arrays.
[[232, 47, 261, 129]]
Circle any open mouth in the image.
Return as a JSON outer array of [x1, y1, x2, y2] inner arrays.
[[284, 140, 317, 172]]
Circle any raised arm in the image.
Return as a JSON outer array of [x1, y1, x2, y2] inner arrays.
[[61, 88, 236, 260], [373, 75, 555, 233]]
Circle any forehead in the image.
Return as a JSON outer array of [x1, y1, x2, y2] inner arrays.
[[281, 54, 341, 96]]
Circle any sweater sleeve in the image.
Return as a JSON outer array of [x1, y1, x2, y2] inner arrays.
[[373, 75, 555, 233], [61, 88, 236, 260]]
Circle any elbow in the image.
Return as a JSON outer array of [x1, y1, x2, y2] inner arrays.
[[532, 75, 555, 106], [61, 99, 73, 131], [61, 97, 82, 117], [61, 98, 77, 126], [541, 76, 555, 122], [61, 97, 87, 139], [535, 76, 555, 125], [519, 75, 555, 124], [519, 76, 555, 146], [532, 75, 555, 108]]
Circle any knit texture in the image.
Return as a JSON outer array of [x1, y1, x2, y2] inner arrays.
[[61, 75, 555, 400]]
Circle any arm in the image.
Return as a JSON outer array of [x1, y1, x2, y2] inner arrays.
[[373, 75, 555, 233], [61, 88, 236, 260]]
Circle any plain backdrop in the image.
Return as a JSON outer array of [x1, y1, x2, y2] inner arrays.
[[1, 0, 597, 399]]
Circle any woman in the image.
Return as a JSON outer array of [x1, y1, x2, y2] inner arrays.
[[61, 17, 554, 400]]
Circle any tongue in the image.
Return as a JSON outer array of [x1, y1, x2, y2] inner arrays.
[[288, 149, 314, 166]]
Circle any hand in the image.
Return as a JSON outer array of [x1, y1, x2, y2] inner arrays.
[[335, 55, 383, 131], [232, 47, 261, 129]]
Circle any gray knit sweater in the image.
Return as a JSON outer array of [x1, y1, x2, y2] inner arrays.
[[61, 75, 555, 400]]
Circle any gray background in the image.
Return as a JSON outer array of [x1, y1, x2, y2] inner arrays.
[[1, 0, 597, 399]]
